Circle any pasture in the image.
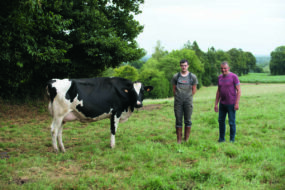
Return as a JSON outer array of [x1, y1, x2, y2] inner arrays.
[[0, 84, 284, 189], [239, 73, 285, 83]]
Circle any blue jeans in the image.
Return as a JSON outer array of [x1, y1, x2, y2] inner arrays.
[[218, 103, 236, 142]]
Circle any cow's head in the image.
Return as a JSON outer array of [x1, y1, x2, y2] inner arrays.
[[133, 82, 153, 108]]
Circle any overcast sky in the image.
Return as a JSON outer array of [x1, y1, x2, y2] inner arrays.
[[135, 0, 285, 56]]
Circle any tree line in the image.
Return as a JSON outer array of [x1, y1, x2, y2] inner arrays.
[[107, 42, 285, 99], [103, 41, 258, 99], [1, 1, 284, 100]]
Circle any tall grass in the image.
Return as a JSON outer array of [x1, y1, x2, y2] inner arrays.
[[0, 84, 284, 189]]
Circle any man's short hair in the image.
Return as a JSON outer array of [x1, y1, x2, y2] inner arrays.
[[180, 59, 189, 65], [221, 61, 229, 66]]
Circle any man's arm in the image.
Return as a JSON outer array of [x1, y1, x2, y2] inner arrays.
[[192, 85, 197, 95], [234, 84, 241, 110], [173, 85, 176, 95], [214, 88, 220, 112]]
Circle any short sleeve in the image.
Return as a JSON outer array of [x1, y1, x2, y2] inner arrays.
[[233, 74, 240, 86], [191, 73, 198, 85], [171, 73, 178, 85]]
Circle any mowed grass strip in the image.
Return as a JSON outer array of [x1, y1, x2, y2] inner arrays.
[[239, 73, 285, 83], [0, 84, 284, 189]]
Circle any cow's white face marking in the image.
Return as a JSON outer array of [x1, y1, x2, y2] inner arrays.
[[133, 82, 142, 105], [133, 82, 142, 95]]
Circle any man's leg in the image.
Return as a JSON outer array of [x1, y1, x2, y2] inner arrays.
[[218, 103, 227, 142], [228, 105, 236, 142], [174, 100, 183, 143], [184, 99, 193, 142]]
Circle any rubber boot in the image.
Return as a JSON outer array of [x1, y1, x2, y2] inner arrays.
[[184, 126, 191, 142], [176, 127, 182, 144]]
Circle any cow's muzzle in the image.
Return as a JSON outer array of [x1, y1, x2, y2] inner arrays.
[[135, 101, 143, 108]]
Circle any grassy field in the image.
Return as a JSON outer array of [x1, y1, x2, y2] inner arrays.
[[0, 84, 284, 189], [239, 73, 285, 83]]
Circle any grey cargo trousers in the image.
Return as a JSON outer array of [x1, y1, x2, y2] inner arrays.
[[174, 96, 193, 128]]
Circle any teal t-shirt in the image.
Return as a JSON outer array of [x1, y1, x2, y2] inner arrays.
[[171, 72, 198, 99]]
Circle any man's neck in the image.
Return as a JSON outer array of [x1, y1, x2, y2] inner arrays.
[[181, 71, 189, 76]]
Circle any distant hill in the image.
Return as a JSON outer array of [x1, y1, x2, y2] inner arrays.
[[141, 55, 151, 62], [255, 56, 270, 73], [255, 56, 270, 67]]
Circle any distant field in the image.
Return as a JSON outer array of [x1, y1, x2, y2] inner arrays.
[[239, 73, 285, 83]]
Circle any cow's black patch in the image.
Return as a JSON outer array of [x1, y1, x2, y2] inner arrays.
[[47, 79, 57, 103], [64, 77, 136, 118], [65, 79, 79, 103]]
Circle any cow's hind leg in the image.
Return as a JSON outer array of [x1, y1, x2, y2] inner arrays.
[[110, 113, 120, 148], [57, 122, 66, 152], [50, 117, 64, 153]]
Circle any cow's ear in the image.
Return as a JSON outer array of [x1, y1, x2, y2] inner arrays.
[[144, 86, 153, 92]]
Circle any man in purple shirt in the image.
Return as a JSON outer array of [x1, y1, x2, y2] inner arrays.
[[214, 61, 241, 142]]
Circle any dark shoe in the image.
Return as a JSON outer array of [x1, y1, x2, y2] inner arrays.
[[176, 127, 182, 144], [184, 126, 191, 142], [218, 139, 225, 143]]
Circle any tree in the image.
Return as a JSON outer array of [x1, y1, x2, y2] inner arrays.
[[0, 0, 73, 98], [139, 69, 169, 98], [204, 47, 220, 85], [270, 46, 285, 75], [128, 59, 146, 70], [0, 0, 145, 99], [114, 65, 139, 81], [227, 48, 247, 76], [244, 52, 256, 74], [151, 41, 168, 61], [215, 50, 231, 64]]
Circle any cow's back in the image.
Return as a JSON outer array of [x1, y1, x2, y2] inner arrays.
[[48, 77, 137, 119]]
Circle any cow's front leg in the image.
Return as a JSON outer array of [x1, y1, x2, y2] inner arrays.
[[110, 113, 120, 148]]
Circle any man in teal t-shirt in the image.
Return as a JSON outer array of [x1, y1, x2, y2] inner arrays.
[[172, 59, 198, 143]]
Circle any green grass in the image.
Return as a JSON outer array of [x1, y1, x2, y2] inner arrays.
[[239, 73, 285, 83], [0, 84, 285, 189]]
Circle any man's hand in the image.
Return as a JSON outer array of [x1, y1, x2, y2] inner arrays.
[[234, 103, 239, 110], [214, 105, 219, 112]]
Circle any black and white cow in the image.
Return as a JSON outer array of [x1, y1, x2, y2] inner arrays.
[[47, 77, 153, 152]]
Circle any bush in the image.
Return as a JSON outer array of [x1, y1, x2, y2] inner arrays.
[[114, 65, 139, 81], [139, 69, 169, 99]]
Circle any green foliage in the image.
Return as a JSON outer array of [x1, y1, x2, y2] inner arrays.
[[114, 65, 139, 81], [128, 59, 146, 70], [0, 0, 145, 99], [270, 46, 285, 75], [162, 49, 204, 92], [139, 69, 169, 98], [151, 40, 168, 61], [227, 48, 256, 76]]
